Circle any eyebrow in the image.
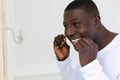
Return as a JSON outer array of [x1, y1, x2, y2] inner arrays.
[[63, 18, 80, 24]]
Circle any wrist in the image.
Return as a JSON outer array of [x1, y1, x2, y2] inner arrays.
[[80, 57, 96, 67], [56, 54, 69, 61]]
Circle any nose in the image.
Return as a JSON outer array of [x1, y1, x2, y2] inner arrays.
[[65, 25, 76, 36]]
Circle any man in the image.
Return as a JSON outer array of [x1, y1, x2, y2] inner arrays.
[[53, 0, 120, 80]]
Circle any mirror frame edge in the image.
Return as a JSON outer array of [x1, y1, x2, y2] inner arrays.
[[0, 0, 8, 80]]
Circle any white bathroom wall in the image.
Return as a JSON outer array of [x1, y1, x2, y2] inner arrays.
[[94, 0, 120, 33], [6, 0, 73, 80], [15, 73, 62, 80], [5, 0, 120, 80]]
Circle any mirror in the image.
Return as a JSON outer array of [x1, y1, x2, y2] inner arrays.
[[1, 0, 120, 80], [5, 0, 74, 80]]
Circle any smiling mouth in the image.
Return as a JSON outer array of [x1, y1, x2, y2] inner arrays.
[[71, 38, 81, 45]]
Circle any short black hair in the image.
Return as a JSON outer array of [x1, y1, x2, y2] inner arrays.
[[64, 0, 99, 16]]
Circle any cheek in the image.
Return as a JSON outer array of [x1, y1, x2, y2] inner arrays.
[[85, 27, 97, 40], [79, 28, 85, 33], [77, 27, 87, 34], [77, 27, 91, 38]]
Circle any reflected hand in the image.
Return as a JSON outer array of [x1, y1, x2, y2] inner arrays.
[[74, 38, 99, 66], [53, 34, 70, 61]]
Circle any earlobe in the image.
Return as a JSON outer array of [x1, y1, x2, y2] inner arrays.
[[95, 16, 100, 26]]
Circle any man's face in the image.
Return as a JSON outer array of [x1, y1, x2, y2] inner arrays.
[[63, 9, 97, 44]]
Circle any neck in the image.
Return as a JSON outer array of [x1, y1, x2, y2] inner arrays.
[[95, 25, 118, 51]]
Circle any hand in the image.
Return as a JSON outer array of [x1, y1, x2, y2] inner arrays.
[[53, 34, 70, 61], [74, 38, 99, 67]]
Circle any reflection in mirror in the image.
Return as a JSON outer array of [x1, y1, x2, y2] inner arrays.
[[5, 0, 73, 80], [4, 0, 120, 80]]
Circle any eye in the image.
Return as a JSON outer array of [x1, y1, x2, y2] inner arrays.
[[63, 23, 68, 29], [73, 22, 81, 27], [63, 24, 67, 28]]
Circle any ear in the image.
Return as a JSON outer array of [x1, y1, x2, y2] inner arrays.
[[95, 16, 100, 27]]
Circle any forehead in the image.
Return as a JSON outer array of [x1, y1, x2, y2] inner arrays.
[[64, 9, 87, 21]]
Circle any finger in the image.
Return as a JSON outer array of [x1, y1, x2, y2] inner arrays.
[[54, 34, 66, 47], [74, 40, 83, 52], [57, 35, 64, 42], [58, 34, 66, 42], [79, 39, 88, 48], [82, 38, 95, 47], [54, 36, 61, 46], [58, 34, 67, 47], [61, 34, 66, 40]]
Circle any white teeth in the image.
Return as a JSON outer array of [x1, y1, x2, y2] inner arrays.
[[71, 38, 81, 43]]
